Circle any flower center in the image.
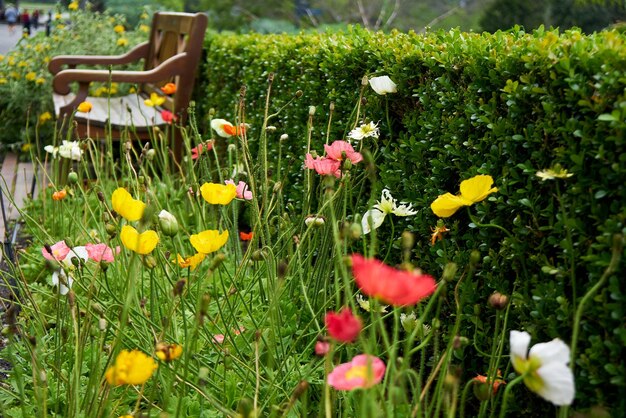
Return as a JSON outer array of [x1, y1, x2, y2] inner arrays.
[[345, 365, 369, 381]]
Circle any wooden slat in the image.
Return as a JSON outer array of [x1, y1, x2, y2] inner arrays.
[[0, 153, 39, 242]]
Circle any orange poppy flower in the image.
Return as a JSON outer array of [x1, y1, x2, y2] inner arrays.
[[160, 82, 177, 95], [52, 189, 67, 201], [239, 231, 253, 241]]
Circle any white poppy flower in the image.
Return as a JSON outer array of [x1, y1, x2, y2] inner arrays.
[[348, 122, 380, 141], [510, 330, 575, 406], [58, 141, 83, 161], [49, 246, 88, 295], [369, 76, 397, 95], [361, 189, 417, 234], [51, 270, 74, 295]]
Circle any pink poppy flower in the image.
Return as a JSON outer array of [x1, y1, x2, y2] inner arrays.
[[325, 307, 362, 343], [351, 254, 437, 306], [213, 334, 225, 344], [85, 243, 120, 263], [161, 110, 177, 124], [315, 340, 330, 356], [304, 154, 341, 178], [191, 141, 214, 160], [327, 354, 386, 390], [324, 140, 363, 164], [42, 240, 71, 261], [225, 180, 253, 200]]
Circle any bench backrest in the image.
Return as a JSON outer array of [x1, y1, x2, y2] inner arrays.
[[142, 12, 208, 114]]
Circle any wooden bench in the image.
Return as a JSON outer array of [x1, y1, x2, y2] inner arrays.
[[48, 12, 208, 160]]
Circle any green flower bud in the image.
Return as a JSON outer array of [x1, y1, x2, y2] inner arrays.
[[67, 171, 79, 184], [158, 210, 179, 236]]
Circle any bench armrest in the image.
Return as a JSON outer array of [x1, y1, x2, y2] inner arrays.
[[53, 52, 188, 95], [48, 41, 150, 75]]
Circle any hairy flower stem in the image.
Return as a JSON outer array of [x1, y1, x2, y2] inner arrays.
[[555, 182, 577, 314], [498, 374, 524, 418], [459, 379, 475, 418], [561, 234, 623, 418], [478, 311, 502, 418]]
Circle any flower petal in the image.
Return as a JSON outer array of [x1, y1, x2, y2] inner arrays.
[[190, 230, 229, 254], [510, 330, 531, 372], [430, 193, 468, 218], [361, 209, 386, 234], [120, 225, 159, 255], [112, 188, 145, 222], [459, 175, 498, 203], [529, 338, 570, 366], [535, 362, 575, 405]]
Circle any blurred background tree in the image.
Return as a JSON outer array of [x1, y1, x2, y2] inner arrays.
[[29, 0, 623, 33]]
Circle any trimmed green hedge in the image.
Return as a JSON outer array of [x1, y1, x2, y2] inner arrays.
[[199, 26, 626, 415]]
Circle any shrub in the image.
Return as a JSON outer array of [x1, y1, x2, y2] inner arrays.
[[199, 26, 626, 414]]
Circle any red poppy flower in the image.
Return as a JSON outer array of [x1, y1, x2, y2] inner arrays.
[[324, 307, 362, 343], [239, 231, 253, 241], [161, 110, 177, 124], [305, 154, 341, 178], [191, 141, 214, 160], [160, 82, 177, 95], [351, 254, 436, 306]]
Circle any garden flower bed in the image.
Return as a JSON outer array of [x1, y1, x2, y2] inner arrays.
[[1, 7, 625, 417]]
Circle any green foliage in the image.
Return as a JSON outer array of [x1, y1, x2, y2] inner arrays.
[[199, 26, 626, 414]]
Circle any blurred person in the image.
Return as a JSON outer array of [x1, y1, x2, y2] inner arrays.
[[21, 8, 31, 36], [5, 4, 18, 35], [32, 9, 40, 30]]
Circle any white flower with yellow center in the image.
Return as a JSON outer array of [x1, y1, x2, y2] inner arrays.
[[348, 122, 380, 141], [510, 330, 575, 405], [361, 189, 417, 234]]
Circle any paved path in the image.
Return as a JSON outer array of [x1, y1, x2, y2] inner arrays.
[[0, 22, 45, 54]]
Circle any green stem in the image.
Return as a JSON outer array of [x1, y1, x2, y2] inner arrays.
[[498, 375, 524, 418]]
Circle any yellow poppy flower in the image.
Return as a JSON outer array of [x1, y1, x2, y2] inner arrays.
[[144, 92, 165, 107], [200, 182, 237, 205], [177, 252, 206, 270], [431, 175, 498, 218], [120, 225, 159, 255], [77, 101, 92, 113], [105, 349, 158, 386], [117, 38, 128, 47], [25, 72, 36, 81], [39, 112, 53, 124], [113, 24, 125, 33], [155, 342, 183, 362], [68, 1, 79, 10], [190, 230, 229, 254], [111, 188, 145, 221]]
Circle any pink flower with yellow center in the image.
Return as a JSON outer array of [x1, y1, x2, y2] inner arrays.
[[42, 240, 71, 261], [323, 140, 363, 164], [327, 354, 386, 390]]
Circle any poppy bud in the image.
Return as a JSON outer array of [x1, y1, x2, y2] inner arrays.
[[442, 262, 458, 282], [39, 370, 47, 384], [146, 149, 156, 160], [98, 318, 107, 331], [401, 231, 415, 251], [97, 191, 105, 202], [295, 90, 303, 98], [173, 279, 187, 297], [361, 75, 369, 85], [210, 253, 226, 270], [266, 125, 276, 132], [308, 106, 316, 116], [488, 292, 509, 310], [280, 134, 288, 142], [143, 255, 157, 269], [67, 171, 78, 184], [90, 302, 104, 316], [105, 223, 117, 237], [158, 210, 179, 236], [349, 222, 362, 240]]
